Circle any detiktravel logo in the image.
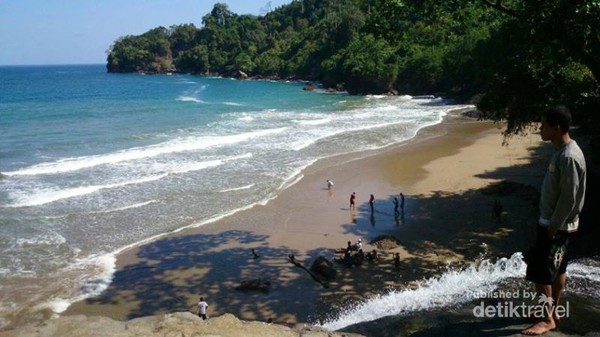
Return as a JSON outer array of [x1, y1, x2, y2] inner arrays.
[[471, 289, 569, 319]]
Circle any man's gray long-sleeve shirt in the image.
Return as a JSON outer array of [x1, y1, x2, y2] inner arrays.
[[539, 140, 586, 232]]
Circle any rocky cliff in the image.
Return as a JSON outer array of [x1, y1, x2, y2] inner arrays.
[[0, 312, 364, 337]]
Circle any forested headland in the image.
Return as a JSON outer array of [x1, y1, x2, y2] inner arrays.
[[106, 0, 599, 149]]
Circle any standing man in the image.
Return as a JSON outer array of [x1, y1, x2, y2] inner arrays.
[[197, 296, 209, 320], [349, 192, 356, 210], [369, 194, 375, 213], [522, 106, 586, 335], [400, 193, 405, 212]]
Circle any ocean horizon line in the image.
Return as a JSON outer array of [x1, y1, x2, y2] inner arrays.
[[0, 62, 105, 67]]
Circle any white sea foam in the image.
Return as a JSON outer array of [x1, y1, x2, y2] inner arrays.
[[3, 129, 283, 176], [321, 253, 526, 330], [38, 253, 116, 314], [16, 231, 67, 247], [168, 159, 225, 175], [8, 153, 253, 207], [91, 200, 159, 214], [175, 85, 208, 103], [176, 96, 204, 103], [262, 158, 317, 203], [292, 118, 331, 125], [288, 119, 418, 152], [9, 175, 168, 207], [219, 183, 255, 193], [7, 153, 253, 207], [568, 262, 600, 283]]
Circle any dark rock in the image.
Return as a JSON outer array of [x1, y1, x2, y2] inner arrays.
[[235, 70, 249, 79], [303, 82, 318, 91], [371, 235, 402, 250], [310, 256, 337, 280]]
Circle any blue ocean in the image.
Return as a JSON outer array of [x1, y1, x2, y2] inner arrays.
[[2, 65, 599, 331]]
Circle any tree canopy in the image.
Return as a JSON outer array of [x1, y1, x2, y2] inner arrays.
[[106, 0, 600, 150]]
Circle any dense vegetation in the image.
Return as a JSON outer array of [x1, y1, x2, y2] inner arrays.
[[107, 0, 600, 149]]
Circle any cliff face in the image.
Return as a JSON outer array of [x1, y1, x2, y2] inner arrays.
[[0, 312, 365, 337]]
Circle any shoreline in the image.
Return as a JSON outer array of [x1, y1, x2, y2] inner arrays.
[[61, 109, 550, 324]]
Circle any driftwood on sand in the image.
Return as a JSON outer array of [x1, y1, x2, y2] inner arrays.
[[287, 254, 329, 288]]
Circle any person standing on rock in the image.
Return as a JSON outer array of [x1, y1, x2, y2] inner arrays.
[[197, 297, 209, 320], [522, 106, 586, 336]]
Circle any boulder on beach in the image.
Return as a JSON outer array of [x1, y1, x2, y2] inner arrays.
[[371, 235, 401, 251], [309, 256, 337, 280]]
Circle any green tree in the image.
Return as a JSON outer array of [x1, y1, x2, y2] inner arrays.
[[477, 0, 600, 147], [175, 44, 209, 73], [325, 34, 398, 94], [107, 27, 173, 73], [169, 24, 199, 56]]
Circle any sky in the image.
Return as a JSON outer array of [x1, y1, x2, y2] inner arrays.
[[0, 0, 293, 66]]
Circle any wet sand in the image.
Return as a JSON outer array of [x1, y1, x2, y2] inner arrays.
[[64, 111, 552, 326]]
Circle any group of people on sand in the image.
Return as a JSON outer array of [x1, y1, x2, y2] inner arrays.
[[327, 179, 405, 214], [349, 192, 376, 212], [335, 238, 380, 267], [345, 189, 404, 215]]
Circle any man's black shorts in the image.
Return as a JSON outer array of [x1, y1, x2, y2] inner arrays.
[[525, 226, 571, 285]]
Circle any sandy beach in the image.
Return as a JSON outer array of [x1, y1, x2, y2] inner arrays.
[[62, 110, 595, 333]]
